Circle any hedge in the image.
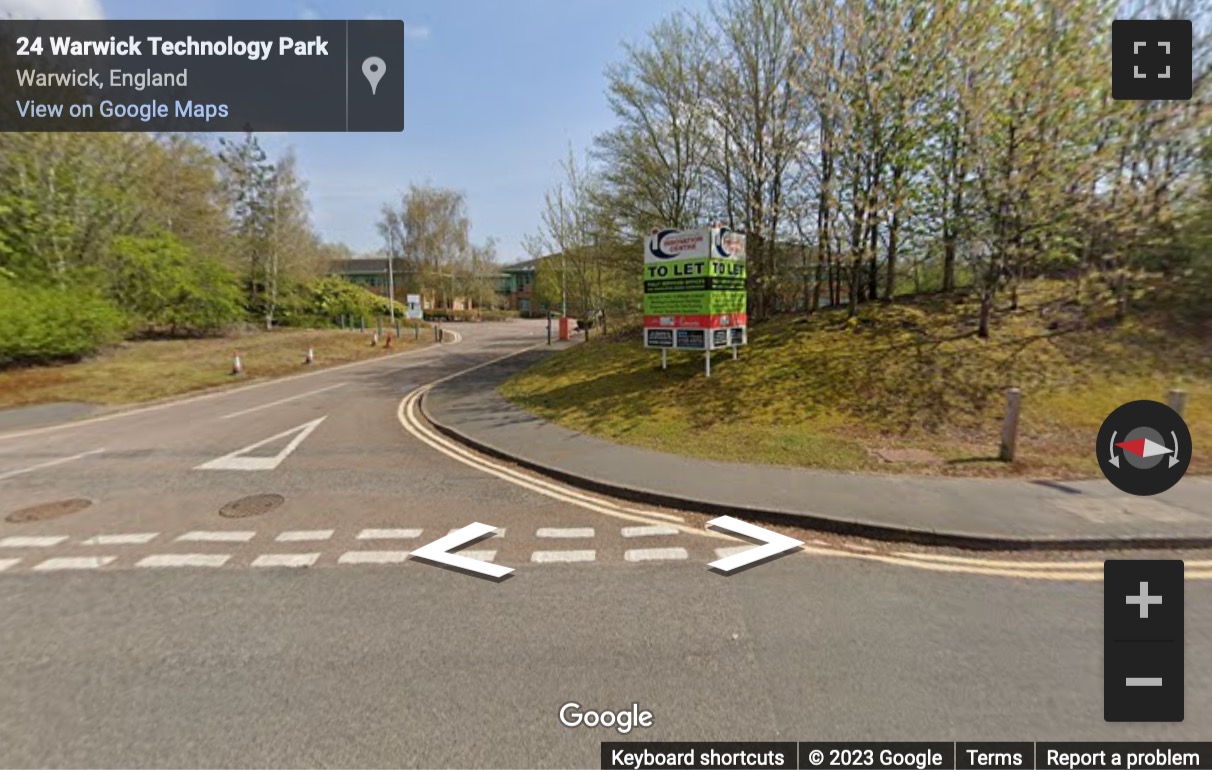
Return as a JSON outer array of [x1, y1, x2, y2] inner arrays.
[[0, 281, 128, 366]]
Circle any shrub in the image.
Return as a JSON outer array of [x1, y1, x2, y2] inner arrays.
[[423, 308, 518, 322], [106, 233, 243, 336], [292, 276, 405, 327], [0, 280, 128, 366]]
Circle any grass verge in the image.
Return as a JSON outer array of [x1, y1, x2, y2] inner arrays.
[[0, 327, 430, 410], [500, 284, 1211, 478]]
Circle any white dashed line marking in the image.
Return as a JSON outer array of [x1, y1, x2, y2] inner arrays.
[[338, 550, 410, 564], [0, 536, 69, 548], [177, 531, 255, 543], [537, 527, 594, 538], [625, 547, 689, 562], [252, 553, 320, 568], [82, 533, 159, 546], [276, 530, 334, 542], [137, 554, 231, 568], [531, 550, 596, 564], [0, 558, 20, 572], [357, 529, 423, 540], [621, 525, 679, 538], [33, 556, 116, 571]]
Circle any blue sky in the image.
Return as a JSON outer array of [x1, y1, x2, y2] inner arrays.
[[17, 0, 701, 263]]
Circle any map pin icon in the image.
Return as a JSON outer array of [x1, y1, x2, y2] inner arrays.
[[362, 56, 386, 95]]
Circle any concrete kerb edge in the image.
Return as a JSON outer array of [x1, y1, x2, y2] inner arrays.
[[419, 377, 1212, 553]]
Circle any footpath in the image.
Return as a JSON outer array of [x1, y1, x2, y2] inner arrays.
[[422, 348, 1212, 550]]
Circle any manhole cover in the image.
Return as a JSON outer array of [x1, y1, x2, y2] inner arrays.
[[219, 494, 285, 519], [6, 498, 93, 523]]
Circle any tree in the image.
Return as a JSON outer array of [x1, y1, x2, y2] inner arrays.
[[379, 183, 471, 309], [594, 12, 713, 234]]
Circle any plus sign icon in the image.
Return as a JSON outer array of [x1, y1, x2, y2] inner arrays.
[[1112, 19, 1193, 100]]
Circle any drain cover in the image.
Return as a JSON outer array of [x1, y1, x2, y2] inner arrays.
[[219, 494, 285, 519], [6, 498, 92, 523]]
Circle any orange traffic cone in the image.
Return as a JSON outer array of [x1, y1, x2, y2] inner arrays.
[[231, 351, 244, 375], [304, 347, 314, 364]]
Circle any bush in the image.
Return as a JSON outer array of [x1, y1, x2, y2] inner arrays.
[[423, 308, 518, 322], [0, 280, 128, 366], [290, 276, 405, 327], [106, 233, 243, 336]]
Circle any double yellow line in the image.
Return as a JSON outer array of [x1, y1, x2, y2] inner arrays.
[[399, 344, 1211, 583], [833, 548, 1212, 581]]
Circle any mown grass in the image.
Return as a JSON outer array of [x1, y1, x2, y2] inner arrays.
[[501, 283, 1212, 478], [0, 327, 430, 409]]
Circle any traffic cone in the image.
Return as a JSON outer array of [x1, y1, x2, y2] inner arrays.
[[304, 347, 314, 365], [371, 332, 379, 347], [231, 350, 243, 375]]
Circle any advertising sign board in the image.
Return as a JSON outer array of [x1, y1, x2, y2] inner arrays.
[[643, 226, 747, 351]]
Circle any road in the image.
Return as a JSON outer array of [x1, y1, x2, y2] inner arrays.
[[0, 320, 1206, 769]]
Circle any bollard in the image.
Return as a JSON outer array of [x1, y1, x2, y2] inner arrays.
[[395, 319, 402, 338], [384, 333, 393, 349], [371, 332, 379, 347], [999, 387, 1021, 462], [359, 316, 365, 332], [1167, 389, 1188, 417], [304, 347, 314, 365], [414, 321, 420, 340], [231, 350, 244, 376]]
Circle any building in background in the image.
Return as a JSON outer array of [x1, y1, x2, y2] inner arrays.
[[499, 257, 543, 316], [328, 256, 477, 311]]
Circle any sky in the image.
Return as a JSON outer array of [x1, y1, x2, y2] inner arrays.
[[5, 0, 700, 264]]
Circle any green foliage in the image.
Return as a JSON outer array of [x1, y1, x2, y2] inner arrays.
[[0, 280, 127, 366], [105, 233, 244, 336], [277, 276, 405, 327], [423, 308, 518, 322]]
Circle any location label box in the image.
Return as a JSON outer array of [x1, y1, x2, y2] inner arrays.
[[1104, 560, 1184, 722], [0, 20, 404, 132]]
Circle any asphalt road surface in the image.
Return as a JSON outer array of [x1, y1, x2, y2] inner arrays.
[[0, 320, 1207, 769]]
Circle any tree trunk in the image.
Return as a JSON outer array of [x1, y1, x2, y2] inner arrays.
[[978, 288, 993, 339], [867, 221, 879, 302], [884, 164, 904, 301]]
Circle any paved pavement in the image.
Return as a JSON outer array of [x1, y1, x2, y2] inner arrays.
[[0, 401, 99, 432], [0, 319, 1208, 769], [424, 349, 1212, 549]]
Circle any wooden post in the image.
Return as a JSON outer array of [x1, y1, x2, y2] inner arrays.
[[999, 387, 1021, 462], [1167, 388, 1188, 417], [661, 349, 667, 371]]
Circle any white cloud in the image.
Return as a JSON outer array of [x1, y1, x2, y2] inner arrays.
[[0, 0, 103, 19], [298, 6, 321, 20]]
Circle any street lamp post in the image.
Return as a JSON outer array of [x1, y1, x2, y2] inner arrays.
[[386, 230, 396, 326]]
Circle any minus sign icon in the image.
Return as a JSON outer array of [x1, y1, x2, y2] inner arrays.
[[1126, 678, 1163, 686]]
